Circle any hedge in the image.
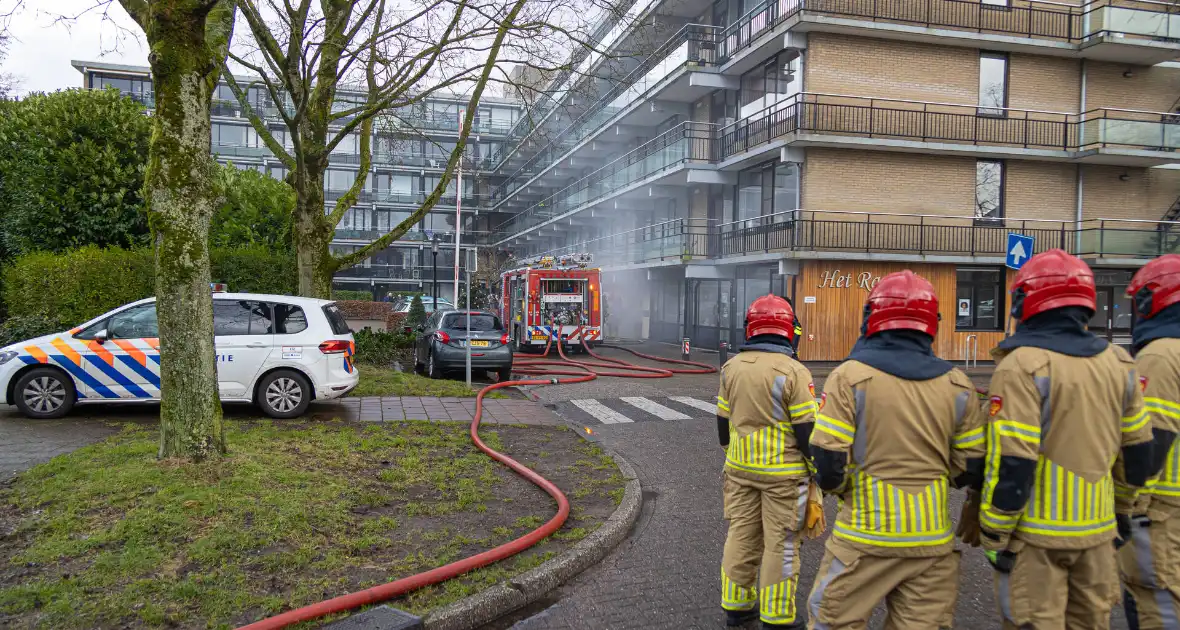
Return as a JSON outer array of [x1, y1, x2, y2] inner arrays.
[[332, 289, 373, 301], [4, 245, 296, 328], [353, 328, 415, 366]]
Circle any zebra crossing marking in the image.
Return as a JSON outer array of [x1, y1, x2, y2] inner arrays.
[[621, 396, 690, 420], [668, 396, 717, 413], [570, 399, 634, 424]]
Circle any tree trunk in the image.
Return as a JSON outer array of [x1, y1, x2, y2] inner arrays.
[[292, 169, 335, 298], [140, 1, 228, 459]]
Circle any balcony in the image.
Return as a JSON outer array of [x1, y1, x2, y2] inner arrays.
[[486, 24, 723, 195], [720, 0, 1180, 70], [490, 122, 715, 243], [333, 264, 471, 281], [715, 93, 1180, 167], [531, 212, 1180, 265]]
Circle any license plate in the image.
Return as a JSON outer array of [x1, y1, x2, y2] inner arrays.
[[470, 340, 490, 347], [532, 334, 547, 340]]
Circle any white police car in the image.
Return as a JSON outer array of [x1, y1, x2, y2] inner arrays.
[[0, 292, 359, 419]]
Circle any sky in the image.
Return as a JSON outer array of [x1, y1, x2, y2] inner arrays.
[[4, 0, 147, 96]]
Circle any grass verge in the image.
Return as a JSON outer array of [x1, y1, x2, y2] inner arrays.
[[0, 420, 620, 628], [350, 364, 506, 398]]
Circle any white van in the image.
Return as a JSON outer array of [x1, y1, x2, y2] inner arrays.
[[0, 293, 359, 419]]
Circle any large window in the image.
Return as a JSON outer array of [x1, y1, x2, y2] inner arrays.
[[739, 52, 802, 119], [978, 52, 1009, 116], [956, 268, 1004, 331], [732, 161, 800, 227], [975, 160, 1005, 222]]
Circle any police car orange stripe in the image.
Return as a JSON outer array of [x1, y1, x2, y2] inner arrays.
[[50, 338, 82, 367], [23, 345, 48, 364], [86, 340, 117, 366], [112, 339, 149, 368]]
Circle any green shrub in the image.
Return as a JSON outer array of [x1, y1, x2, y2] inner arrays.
[[0, 314, 66, 347], [332, 289, 373, 301], [353, 328, 415, 366], [4, 246, 296, 327]]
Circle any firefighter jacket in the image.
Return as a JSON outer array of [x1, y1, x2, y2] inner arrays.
[[810, 361, 986, 557], [981, 345, 1154, 552], [717, 347, 817, 482], [1135, 337, 1180, 512]]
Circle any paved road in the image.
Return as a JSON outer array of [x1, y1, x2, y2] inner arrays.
[[503, 344, 1131, 630]]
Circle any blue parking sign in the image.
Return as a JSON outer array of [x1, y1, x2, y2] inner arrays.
[[1006, 233, 1034, 270]]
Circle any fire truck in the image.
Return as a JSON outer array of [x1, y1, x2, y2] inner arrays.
[[501, 254, 602, 352]]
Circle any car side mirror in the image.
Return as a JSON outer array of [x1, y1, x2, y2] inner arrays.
[[94, 330, 109, 344]]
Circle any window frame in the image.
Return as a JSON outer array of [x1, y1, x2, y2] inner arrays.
[[974, 159, 1006, 225], [213, 300, 273, 336], [977, 51, 1010, 118], [955, 267, 1006, 332]]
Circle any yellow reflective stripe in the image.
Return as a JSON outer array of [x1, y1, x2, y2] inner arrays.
[[815, 414, 854, 442], [832, 523, 954, 548], [759, 577, 798, 624], [716, 396, 730, 412], [953, 426, 985, 449], [994, 419, 1041, 444], [725, 458, 808, 476], [1146, 397, 1180, 417], [1122, 408, 1150, 434], [721, 568, 757, 611], [788, 400, 817, 418]]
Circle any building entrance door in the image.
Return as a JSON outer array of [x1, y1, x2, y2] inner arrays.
[[687, 279, 734, 350], [1089, 270, 1135, 346]]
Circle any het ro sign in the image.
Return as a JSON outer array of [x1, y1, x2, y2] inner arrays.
[[817, 269, 882, 291]]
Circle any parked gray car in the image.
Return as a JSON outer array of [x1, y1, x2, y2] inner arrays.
[[413, 310, 513, 381]]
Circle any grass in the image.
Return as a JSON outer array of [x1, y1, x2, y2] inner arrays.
[[350, 364, 507, 398], [0, 419, 611, 629]]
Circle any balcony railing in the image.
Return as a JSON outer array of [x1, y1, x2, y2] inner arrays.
[[714, 93, 1180, 160], [719, 0, 1180, 63], [530, 213, 1180, 263], [489, 122, 715, 238], [333, 264, 471, 280], [486, 24, 721, 190]]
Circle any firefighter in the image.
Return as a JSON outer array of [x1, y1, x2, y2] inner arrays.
[[978, 249, 1154, 630], [1119, 254, 1180, 630], [718, 294, 817, 629], [806, 270, 986, 629]]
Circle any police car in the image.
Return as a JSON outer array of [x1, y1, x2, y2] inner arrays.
[[0, 292, 359, 419]]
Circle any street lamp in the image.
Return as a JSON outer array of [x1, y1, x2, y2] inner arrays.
[[431, 234, 440, 310]]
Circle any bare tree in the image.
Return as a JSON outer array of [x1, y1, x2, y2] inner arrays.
[[221, 0, 639, 297], [115, 0, 235, 460]]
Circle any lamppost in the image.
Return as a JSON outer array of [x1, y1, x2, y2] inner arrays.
[[431, 234, 440, 309]]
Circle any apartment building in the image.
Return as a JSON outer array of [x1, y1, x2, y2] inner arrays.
[[71, 60, 523, 298], [475, 0, 1180, 361]]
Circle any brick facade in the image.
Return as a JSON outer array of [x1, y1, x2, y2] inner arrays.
[[1085, 62, 1180, 112], [805, 34, 978, 105]]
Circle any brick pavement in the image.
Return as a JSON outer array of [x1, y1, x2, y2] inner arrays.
[[312, 396, 561, 425]]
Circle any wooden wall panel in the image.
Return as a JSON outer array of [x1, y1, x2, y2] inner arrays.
[[794, 262, 1016, 362]]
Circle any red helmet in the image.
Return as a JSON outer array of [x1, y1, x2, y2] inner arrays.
[[864, 270, 940, 337], [1010, 249, 1096, 322], [1127, 254, 1180, 319], [746, 295, 796, 341]]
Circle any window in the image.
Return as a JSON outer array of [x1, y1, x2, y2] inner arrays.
[[274, 304, 309, 334], [956, 269, 1004, 331], [321, 304, 351, 335], [975, 160, 1005, 222], [440, 313, 501, 331], [978, 52, 1008, 116], [214, 301, 272, 336], [107, 304, 159, 339]]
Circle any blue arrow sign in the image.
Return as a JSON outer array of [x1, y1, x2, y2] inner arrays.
[[1006, 233, 1034, 270]]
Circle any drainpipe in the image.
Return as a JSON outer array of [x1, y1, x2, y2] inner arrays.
[[1075, 59, 1087, 253]]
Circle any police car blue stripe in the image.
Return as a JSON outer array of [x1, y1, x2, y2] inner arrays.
[[148, 354, 161, 365], [116, 355, 161, 388], [18, 355, 38, 365], [47, 354, 118, 399], [85, 357, 151, 399]]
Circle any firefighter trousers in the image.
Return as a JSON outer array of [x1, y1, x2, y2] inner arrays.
[[721, 470, 808, 626], [1118, 505, 1180, 630], [993, 540, 1120, 630], [805, 537, 960, 630]]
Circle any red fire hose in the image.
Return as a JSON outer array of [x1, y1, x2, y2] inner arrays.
[[236, 337, 715, 630]]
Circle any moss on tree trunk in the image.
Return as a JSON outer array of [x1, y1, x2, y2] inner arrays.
[[126, 0, 234, 460]]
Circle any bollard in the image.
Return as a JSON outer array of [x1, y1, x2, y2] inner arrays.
[[719, 341, 729, 366], [682, 337, 691, 361]]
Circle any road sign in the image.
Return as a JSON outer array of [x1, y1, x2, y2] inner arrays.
[[1006, 233, 1034, 270]]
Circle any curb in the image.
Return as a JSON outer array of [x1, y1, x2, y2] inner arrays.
[[421, 448, 642, 630]]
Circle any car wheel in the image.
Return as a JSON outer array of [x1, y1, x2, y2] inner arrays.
[[14, 367, 75, 419], [427, 349, 443, 379], [496, 366, 512, 383], [413, 346, 425, 375], [257, 370, 312, 419]]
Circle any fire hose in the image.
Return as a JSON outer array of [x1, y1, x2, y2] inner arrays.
[[237, 335, 715, 630]]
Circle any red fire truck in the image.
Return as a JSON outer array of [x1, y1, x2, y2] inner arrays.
[[501, 254, 602, 352]]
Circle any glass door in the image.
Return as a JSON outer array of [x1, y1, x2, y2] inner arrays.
[[687, 279, 735, 350]]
